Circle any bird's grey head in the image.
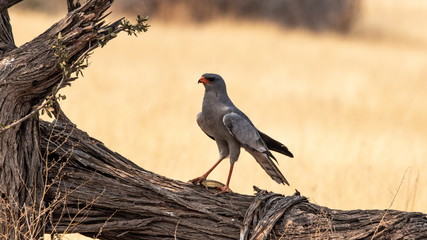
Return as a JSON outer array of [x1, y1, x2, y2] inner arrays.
[[198, 73, 227, 92]]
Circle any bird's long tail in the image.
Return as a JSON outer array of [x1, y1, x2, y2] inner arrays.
[[245, 148, 289, 185]]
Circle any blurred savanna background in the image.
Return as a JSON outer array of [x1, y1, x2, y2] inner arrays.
[[8, 0, 427, 238]]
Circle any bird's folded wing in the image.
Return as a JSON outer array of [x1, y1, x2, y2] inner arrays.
[[223, 112, 289, 185], [222, 112, 265, 152]]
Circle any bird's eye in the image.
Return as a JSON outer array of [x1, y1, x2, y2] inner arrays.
[[207, 77, 215, 82]]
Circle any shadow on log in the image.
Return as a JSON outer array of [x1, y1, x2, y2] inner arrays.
[[40, 120, 427, 239]]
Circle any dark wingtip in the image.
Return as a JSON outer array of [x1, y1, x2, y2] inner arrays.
[[259, 131, 294, 158], [277, 144, 294, 158]]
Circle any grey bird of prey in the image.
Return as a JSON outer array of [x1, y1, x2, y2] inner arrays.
[[191, 73, 293, 194]]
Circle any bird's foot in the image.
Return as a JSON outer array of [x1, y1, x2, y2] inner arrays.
[[189, 176, 207, 185], [216, 185, 232, 195]]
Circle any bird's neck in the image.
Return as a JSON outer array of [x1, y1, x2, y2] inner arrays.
[[203, 90, 233, 106]]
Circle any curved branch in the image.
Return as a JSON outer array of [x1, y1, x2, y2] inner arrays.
[[39, 120, 427, 239], [0, 0, 120, 117], [0, 1, 146, 239], [0, 10, 16, 53], [0, 0, 22, 13]]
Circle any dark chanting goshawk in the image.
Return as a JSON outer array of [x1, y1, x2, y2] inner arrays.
[[191, 73, 294, 194]]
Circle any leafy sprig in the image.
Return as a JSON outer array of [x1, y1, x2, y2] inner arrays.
[[121, 15, 150, 36], [1, 14, 150, 130]]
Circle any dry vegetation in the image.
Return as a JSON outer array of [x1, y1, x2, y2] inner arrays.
[[6, 0, 427, 238], [17, 0, 360, 32]]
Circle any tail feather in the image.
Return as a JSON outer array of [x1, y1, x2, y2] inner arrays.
[[258, 131, 294, 158], [245, 148, 289, 185]]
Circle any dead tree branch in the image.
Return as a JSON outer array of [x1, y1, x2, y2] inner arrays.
[[40, 120, 427, 240], [0, 9, 15, 53], [0, 0, 22, 13], [0, 0, 145, 238]]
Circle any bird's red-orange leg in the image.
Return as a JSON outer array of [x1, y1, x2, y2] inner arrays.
[[190, 158, 224, 184], [217, 163, 234, 194]]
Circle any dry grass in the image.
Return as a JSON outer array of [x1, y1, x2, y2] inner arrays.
[[0, 121, 103, 240], [7, 0, 427, 238]]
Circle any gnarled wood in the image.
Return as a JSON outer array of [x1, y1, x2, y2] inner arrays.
[[0, 0, 125, 238], [0, 9, 15, 53], [0, 0, 22, 13], [39, 120, 427, 240]]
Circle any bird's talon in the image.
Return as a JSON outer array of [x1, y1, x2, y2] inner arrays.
[[189, 176, 206, 185], [216, 185, 232, 195]]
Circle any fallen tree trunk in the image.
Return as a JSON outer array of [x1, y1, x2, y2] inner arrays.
[[40, 120, 427, 240]]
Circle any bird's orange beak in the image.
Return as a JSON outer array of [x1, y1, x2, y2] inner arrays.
[[198, 76, 210, 84]]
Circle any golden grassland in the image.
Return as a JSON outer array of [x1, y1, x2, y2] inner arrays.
[[7, 1, 427, 238]]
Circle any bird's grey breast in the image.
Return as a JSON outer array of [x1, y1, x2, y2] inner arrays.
[[200, 92, 233, 139]]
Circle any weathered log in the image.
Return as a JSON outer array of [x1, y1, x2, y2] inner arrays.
[[40, 120, 427, 240]]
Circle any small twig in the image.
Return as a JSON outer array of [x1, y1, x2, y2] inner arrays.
[[0, 81, 65, 134], [95, 210, 117, 239], [62, 185, 106, 235], [0, 40, 91, 134], [174, 219, 181, 240], [0, 15, 148, 134], [371, 168, 408, 239], [0, 100, 48, 133]]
